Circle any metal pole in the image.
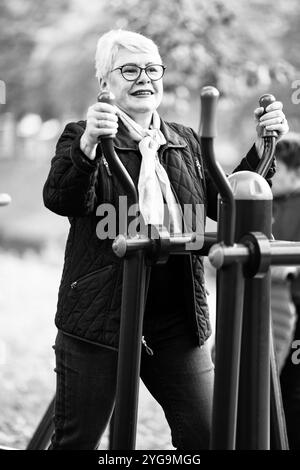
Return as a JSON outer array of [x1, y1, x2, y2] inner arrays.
[[199, 87, 236, 246], [269, 328, 289, 449], [211, 262, 245, 448], [237, 274, 271, 449], [233, 172, 273, 449], [200, 86, 244, 448], [209, 241, 300, 268], [256, 94, 278, 178], [26, 397, 55, 449], [112, 251, 149, 449], [97, 91, 147, 449]]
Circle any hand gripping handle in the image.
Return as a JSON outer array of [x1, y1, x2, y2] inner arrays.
[[97, 91, 116, 139], [97, 91, 138, 205], [259, 93, 278, 138], [256, 93, 278, 176]]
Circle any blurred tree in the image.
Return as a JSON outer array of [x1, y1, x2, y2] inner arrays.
[[0, 0, 71, 118], [109, 0, 299, 98], [225, 81, 300, 166], [1, 0, 299, 120]]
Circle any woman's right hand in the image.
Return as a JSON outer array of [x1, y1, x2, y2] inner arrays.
[[80, 102, 118, 159]]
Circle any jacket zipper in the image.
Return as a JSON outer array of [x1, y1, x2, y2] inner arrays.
[[70, 266, 111, 289], [102, 156, 112, 176], [195, 157, 203, 179], [142, 336, 154, 356], [101, 156, 113, 203]]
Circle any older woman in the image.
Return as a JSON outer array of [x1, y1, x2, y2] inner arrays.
[[43, 29, 288, 450]]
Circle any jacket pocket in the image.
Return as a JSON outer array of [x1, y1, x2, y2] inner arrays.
[[70, 265, 113, 290], [63, 264, 116, 333]]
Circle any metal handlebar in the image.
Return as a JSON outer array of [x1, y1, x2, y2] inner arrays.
[[256, 93, 278, 177], [209, 239, 300, 269], [200, 86, 236, 246], [97, 91, 138, 206], [259, 94, 278, 139], [199, 88, 279, 245]]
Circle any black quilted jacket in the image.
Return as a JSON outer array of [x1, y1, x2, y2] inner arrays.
[[43, 118, 267, 350]]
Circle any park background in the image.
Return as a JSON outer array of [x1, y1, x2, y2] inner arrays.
[[0, 0, 299, 449]]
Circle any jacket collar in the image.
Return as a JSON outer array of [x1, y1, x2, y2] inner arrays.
[[113, 117, 187, 151], [160, 119, 187, 148]]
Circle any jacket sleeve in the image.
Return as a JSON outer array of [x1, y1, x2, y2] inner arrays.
[[189, 129, 275, 221], [232, 144, 276, 179], [43, 121, 102, 217], [205, 144, 276, 221]]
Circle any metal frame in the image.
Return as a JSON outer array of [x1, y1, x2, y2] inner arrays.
[[8, 88, 296, 451]]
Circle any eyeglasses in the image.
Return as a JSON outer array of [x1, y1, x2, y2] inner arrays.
[[110, 63, 166, 81]]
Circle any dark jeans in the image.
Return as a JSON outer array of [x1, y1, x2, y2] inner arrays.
[[280, 304, 300, 450], [49, 330, 214, 450]]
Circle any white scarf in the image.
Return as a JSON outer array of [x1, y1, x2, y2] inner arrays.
[[116, 107, 183, 233]]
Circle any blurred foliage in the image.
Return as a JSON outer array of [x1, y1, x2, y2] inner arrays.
[[0, 0, 300, 120], [0, 0, 71, 118]]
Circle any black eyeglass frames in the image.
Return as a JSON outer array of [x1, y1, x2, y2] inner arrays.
[[110, 63, 166, 81]]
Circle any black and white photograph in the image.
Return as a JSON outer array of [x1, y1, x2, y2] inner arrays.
[[0, 0, 299, 457]]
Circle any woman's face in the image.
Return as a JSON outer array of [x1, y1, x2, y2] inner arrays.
[[105, 48, 164, 119]]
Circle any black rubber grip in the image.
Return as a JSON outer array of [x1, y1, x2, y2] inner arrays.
[[259, 93, 276, 112], [97, 91, 115, 106], [97, 91, 116, 140], [199, 86, 220, 138], [258, 94, 277, 138]]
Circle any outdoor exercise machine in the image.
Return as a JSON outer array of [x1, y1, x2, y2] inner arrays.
[[202, 89, 291, 450], [4, 87, 299, 450], [94, 89, 298, 450]]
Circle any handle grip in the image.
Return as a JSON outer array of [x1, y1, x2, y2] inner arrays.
[[259, 93, 276, 111], [97, 91, 116, 139], [199, 86, 219, 138], [199, 86, 235, 245], [258, 93, 278, 138], [96, 91, 138, 205], [97, 91, 115, 106]]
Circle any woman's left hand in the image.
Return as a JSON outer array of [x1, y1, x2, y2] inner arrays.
[[254, 101, 289, 157]]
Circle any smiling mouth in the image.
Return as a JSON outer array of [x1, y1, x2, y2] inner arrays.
[[131, 90, 154, 96]]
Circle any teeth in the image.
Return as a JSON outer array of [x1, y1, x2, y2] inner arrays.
[[134, 91, 152, 95]]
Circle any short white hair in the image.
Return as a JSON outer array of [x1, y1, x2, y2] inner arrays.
[[95, 29, 161, 80]]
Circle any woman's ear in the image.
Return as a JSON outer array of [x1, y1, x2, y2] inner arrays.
[[99, 78, 109, 91]]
